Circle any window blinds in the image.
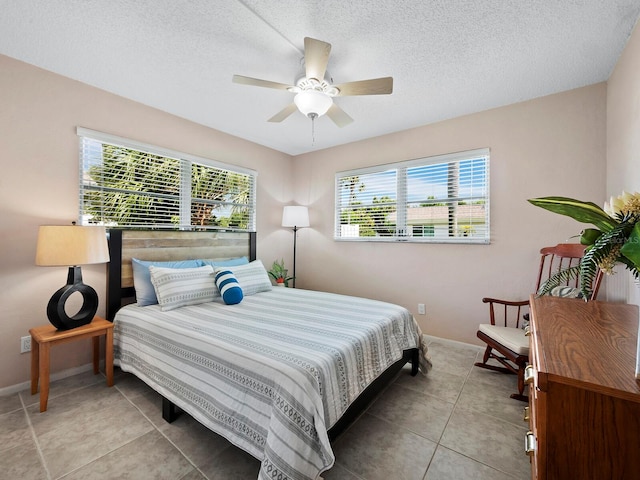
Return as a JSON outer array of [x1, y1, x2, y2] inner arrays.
[[78, 128, 257, 231], [335, 149, 489, 243]]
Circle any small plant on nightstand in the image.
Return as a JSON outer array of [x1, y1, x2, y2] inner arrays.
[[268, 259, 293, 287]]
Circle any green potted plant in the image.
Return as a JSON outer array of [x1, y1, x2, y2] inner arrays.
[[268, 259, 294, 287], [528, 192, 640, 298]]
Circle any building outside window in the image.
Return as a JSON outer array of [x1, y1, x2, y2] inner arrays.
[[335, 148, 489, 243]]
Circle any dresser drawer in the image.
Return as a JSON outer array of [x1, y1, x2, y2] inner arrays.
[[527, 381, 546, 480]]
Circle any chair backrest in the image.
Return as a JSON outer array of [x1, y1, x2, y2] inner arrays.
[[482, 244, 602, 330], [535, 243, 602, 301]]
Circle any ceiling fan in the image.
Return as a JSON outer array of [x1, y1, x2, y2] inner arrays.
[[232, 37, 393, 128]]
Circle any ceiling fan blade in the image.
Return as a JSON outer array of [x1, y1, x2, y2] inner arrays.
[[326, 103, 353, 128], [334, 77, 393, 96], [232, 74, 292, 91], [304, 37, 331, 81], [268, 103, 299, 123]]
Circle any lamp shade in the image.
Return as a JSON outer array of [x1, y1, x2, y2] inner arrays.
[[36, 225, 110, 266], [282, 206, 310, 228], [294, 90, 333, 118]]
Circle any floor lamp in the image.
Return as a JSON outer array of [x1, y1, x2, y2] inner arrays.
[[282, 206, 309, 288]]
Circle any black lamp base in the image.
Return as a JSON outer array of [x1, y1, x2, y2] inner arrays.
[[46, 266, 98, 330]]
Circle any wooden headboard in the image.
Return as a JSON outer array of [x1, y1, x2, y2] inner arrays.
[[106, 229, 257, 320]]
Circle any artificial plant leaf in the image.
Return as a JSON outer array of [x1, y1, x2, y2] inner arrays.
[[580, 228, 602, 246], [578, 254, 600, 299], [620, 222, 640, 271], [580, 222, 633, 297], [528, 197, 618, 232]]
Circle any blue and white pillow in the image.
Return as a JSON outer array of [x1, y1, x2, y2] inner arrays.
[[225, 260, 272, 296], [200, 256, 249, 268], [132, 258, 202, 306], [149, 265, 217, 311], [215, 270, 244, 305]]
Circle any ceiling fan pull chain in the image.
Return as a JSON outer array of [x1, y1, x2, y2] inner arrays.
[[310, 112, 317, 145]]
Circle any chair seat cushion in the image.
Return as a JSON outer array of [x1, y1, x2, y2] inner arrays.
[[478, 324, 530, 355]]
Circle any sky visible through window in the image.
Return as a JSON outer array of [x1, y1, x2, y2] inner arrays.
[[340, 157, 487, 205]]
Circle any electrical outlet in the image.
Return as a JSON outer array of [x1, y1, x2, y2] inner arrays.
[[418, 303, 426, 315], [20, 336, 31, 353]]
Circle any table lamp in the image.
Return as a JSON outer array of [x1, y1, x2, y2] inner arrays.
[[35, 224, 110, 330], [282, 206, 309, 288]]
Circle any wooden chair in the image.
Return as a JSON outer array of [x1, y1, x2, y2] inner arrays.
[[474, 243, 603, 401]]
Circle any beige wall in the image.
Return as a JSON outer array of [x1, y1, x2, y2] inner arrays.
[[607, 20, 640, 305], [0, 54, 294, 389], [292, 84, 607, 344]]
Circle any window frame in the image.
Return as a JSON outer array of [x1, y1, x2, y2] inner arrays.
[[334, 148, 490, 244], [77, 127, 257, 232]]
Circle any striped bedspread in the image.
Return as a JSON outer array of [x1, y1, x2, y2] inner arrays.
[[113, 287, 421, 480]]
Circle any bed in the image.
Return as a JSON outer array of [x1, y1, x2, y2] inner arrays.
[[106, 229, 425, 480]]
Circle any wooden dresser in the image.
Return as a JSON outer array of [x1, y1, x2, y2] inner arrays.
[[527, 296, 640, 480]]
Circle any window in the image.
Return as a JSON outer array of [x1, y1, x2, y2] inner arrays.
[[78, 128, 257, 231], [335, 148, 489, 243]]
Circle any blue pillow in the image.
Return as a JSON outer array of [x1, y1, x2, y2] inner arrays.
[[214, 270, 244, 305], [200, 256, 249, 268], [132, 258, 202, 306]]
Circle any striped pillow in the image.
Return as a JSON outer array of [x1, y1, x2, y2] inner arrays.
[[149, 265, 217, 311], [132, 258, 203, 306], [215, 270, 244, 305], [226, 260, 272, 296]]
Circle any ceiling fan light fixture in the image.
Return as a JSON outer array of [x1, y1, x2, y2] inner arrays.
[[294, 89, 333, 118], [233, 38, 391, 127]]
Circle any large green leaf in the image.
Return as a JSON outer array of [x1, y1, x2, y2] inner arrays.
[[528, 197, 618, 232], [621, 222, 640, 271]]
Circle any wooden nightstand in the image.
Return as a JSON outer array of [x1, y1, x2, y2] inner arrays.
[[30, 316, 114, 412]]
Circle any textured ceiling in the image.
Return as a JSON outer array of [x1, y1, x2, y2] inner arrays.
[[1, 0, 640, 155]]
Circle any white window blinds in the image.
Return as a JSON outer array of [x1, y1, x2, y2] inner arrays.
[[78, 128, 257, 231], [335, 149, 489, 243]]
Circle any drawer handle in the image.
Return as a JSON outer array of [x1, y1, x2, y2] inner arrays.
[[525, 431, 536, 456], [524, 365, 535, 385], [524, 325, 531, 337], [523, 406, 530, 422]]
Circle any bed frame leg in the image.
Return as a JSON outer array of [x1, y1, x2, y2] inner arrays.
[[162, 396, 180, 423], [410, 348, 419, 376]]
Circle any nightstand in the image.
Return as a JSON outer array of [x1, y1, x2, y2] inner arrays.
[[30, 316, 114, 412]]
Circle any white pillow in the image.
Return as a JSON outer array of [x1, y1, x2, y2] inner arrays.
[[226, 260, 272, 296], [149, 265, 217, 311], [132, 258, 203, 306]]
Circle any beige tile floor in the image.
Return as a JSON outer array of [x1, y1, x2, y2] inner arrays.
[[0, 336, 530, 480]]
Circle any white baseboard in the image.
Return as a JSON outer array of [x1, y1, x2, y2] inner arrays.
[[0, 362, 98, 397], [424, 334, 484, 352]]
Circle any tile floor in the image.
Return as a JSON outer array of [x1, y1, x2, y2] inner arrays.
[[0, 336, 531, 480]]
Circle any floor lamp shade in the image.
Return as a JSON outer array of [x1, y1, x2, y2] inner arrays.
[[282, 206, 310, 228], [36, 225, 110, 330], [282, 206, 309, 288]]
